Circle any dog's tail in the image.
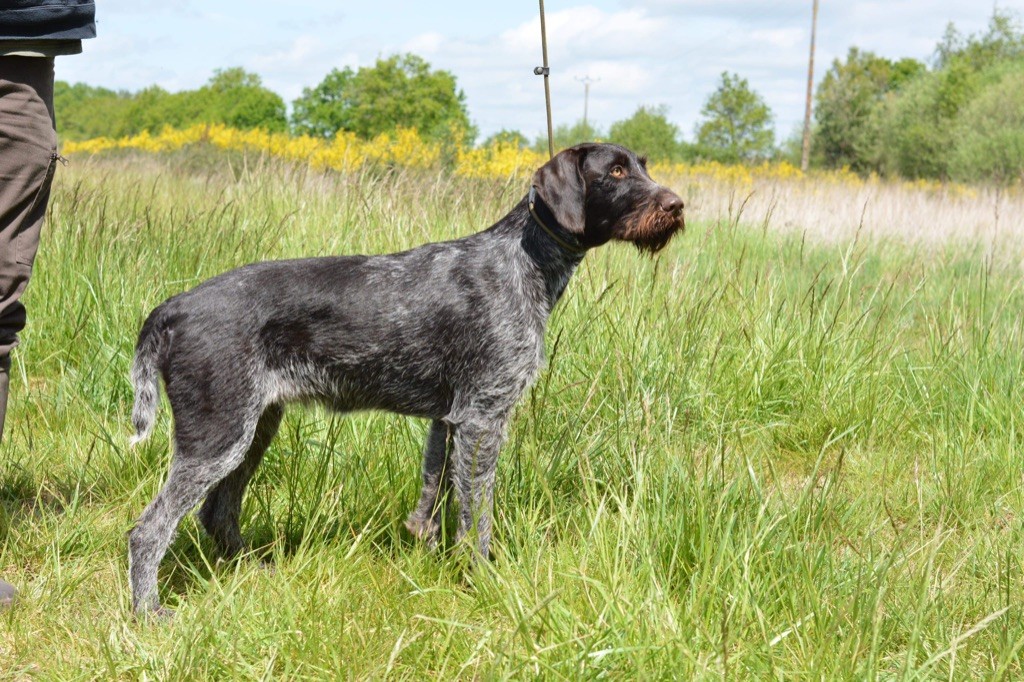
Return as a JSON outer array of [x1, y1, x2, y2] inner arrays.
[[129, 308, 172, 446]]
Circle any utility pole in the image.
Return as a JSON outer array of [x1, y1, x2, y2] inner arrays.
[[800, 0, 819, 172], [576, 75, 598, 131]]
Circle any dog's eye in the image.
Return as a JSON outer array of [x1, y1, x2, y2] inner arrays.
[[610, 165, 626, 178]]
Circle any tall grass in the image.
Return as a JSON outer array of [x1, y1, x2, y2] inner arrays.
[[1, 149, 1022, 679]]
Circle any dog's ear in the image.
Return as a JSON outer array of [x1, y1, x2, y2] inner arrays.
[[532, 146, 589, 235]]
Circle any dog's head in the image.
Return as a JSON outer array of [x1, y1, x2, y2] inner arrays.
[[531, 143, 684, 253]]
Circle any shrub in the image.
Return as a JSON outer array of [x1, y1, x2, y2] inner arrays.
[[951, 63, 1024, 184]]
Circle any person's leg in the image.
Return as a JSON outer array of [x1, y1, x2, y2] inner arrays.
[[0, 55, 58, 421], [0, 354, 8, 444], [0, 355, 12, 605], [0, 56, 59, 608], [0, 354, 11, 606]]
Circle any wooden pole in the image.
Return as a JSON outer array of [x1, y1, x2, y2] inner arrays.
[[800, 0, 819, 172]]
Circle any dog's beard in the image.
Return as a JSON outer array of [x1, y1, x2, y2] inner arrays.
[[619, 202, 684, 253]]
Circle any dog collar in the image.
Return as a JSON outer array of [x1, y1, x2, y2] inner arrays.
[[528, 186, 587, 256]]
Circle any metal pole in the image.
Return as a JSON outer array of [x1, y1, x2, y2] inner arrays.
[[800, 0, 819, 172], [536, 0, 554, 158]]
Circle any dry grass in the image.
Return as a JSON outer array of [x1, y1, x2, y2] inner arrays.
[[671, 174, 1022, 254]]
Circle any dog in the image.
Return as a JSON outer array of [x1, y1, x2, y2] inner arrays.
[[126, 143, 684, 614]]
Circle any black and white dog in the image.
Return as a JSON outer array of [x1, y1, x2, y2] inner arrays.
[[127, 143, 684, 614]]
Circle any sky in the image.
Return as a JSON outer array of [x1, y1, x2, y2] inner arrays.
[[57, 1, 1024, 143]]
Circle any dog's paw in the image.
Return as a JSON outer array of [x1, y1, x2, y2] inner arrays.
[[404, 516, 441, 549], [135, 604, 176, 623]]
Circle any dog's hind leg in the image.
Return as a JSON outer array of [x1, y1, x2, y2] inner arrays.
[[197, 404, 284, 558], [405, 420, 451, 548], [128, 408, 261, 615]]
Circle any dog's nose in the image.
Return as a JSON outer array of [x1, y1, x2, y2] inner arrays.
[[659, 193, 683, 215]]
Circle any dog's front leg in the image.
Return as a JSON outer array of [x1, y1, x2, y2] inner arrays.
[[450, 414, 508, 559]]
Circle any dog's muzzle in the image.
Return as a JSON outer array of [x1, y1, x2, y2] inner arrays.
[[621, 192, 685, 253]]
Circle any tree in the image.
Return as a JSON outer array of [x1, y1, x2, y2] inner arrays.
[[874, 74, 951, 179], [951, 63, 1024, 184], [53, 81, 133, 140], [873, 10, 1024, 180], [533, 120, 601, 154], [607, 105, 681, 162], [291, 54, 474, 145], [934, 9, 1024, 70], [119, 85, 184, 135], [114, 69, 286, 137], [695, 72, 774, 162], [198, 68, 287, 132], [289, 67, 356, 139], [813, 48, 924, 172], [776, 125, 806, 166], [482, 129, 529, 148]]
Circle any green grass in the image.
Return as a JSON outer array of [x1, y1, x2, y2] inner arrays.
[[1, 149, 1022, 679]]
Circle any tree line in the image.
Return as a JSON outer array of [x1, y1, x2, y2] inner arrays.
[[54, 10, 1024, 184], [811, 11, 1024, 184], [55, 54, 474, 146]]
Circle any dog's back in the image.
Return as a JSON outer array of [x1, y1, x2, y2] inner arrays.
[[129, 229, 546, 444]]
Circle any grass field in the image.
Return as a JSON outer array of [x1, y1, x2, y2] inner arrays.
[[1, 148, 1022, 679]]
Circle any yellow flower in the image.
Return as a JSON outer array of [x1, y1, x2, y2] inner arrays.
[[455, 142, 546, 180], [59, 125, 988, 197]]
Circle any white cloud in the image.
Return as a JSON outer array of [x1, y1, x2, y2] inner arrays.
[[403, 32, 445, 55], [749, 27, 806, 50], [249, 35, 323, 70], [390, 6, 677, 138], [244, 35, 358, 103], [502, 6, 666, 53]]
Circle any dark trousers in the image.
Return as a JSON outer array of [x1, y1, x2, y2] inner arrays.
[[0, 56, 57, 442]]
